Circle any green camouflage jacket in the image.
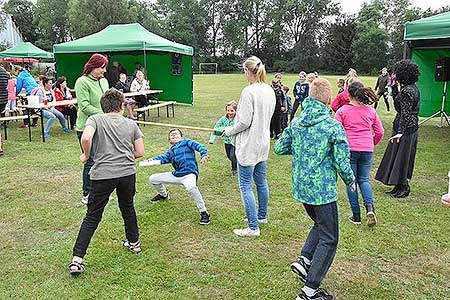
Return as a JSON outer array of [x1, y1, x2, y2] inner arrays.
[[274, 97, 355, 205]]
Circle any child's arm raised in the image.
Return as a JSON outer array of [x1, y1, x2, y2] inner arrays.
[[331, 123, 355, 185], [187, 139, 208, 161], [274, 127, 292, 155]]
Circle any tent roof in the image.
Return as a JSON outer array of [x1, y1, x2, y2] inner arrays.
[[0, 42, 53, 59], [53, 23, 193, 56], [404, 12, 450, 41]]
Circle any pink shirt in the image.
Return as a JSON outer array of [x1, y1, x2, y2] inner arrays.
[[331, 89, 349, 112], [7, 79, 16, 100], [335, 104, 384, 152]]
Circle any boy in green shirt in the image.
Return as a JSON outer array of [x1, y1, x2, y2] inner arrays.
[[274, 78, 355, 300]]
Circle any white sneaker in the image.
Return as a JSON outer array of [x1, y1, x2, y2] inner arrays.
[[233, 227, 260, 237], [81, 195, 88, 205], [258, 218, 268, 224]]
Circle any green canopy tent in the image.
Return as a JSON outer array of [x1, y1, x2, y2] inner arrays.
[[0, 42, 53, 59], [404, 12, 450, 120], [53, 23, 193, 104]]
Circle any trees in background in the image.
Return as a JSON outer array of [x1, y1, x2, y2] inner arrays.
[[1, 0, 449, 73]]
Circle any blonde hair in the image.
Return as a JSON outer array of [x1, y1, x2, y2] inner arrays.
[[310, 78, 332, 105], [345, 76, 361, 89], [226, 100, 237, 111], [243, 56, 267, 83]]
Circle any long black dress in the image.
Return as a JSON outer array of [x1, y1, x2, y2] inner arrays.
[[375, 84, 420, 186]]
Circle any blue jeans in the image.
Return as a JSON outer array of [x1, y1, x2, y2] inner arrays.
[[238, 161, 269, 230], [41, 108, 68, 135], [301, 202, 339, 290], [346, 151, 374, 213]]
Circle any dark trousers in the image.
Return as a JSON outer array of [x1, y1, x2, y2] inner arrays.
[[300, 201, 339, 289], [374, 92, 390, 111], [291, 100, 301, 120], [72, 174, 139, 258], [135, 95, 149, 107], [224, 143, 237, 171], [61, 107, 77, 129], [281, 113, 289, 131], [77, 131, 95, 196], [270, 112, 282, 138]]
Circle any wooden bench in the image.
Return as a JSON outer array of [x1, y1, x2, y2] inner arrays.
[[0, 114, 38, 141], [134, 101, 176, 123]]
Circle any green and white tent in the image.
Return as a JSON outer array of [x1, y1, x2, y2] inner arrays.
[[404, 12, 450, 117], [54, 23, 193, 104], [0, 42, 53, 59]]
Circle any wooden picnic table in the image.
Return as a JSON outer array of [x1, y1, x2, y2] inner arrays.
[[123, 90, 163, 97], [17, 99, 78, 142]]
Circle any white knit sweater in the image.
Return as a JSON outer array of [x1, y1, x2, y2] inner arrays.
[[225, 82, 275, 166]]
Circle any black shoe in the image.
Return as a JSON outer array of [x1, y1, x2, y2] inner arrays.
[[150, 193, 169, 203], [296, 288, 335, 300], [348, 212, 361, 225], [393, 184, 410, 198], [365, 204, 377, 227], [199, 211, 210, 225], [290, 256, 311, 283], [384, 185, 400, 195]]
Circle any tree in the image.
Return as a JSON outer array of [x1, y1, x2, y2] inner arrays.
[[33, 0, 71, 50], [3, 0, 37, 42], [67, 0, 137, 39]]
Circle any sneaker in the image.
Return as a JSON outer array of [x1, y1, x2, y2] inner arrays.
[[348, 213, 361, 225], [258, 218, 268, 224], [63, 128, 70, 133], [150, 193, 169, 204], [81, 194, 89, 205], [199, 211, 210, 225], [296, 288, 335, 300], [366, 211, 377, 227], [122, 240, 142, 254], [290, 257, 311, 282], [233, 227, 260, 237], [43, 133, 52, 138], [231, 170, 238, 177]]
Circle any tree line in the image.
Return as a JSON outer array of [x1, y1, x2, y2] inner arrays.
[[0, 0, 449, 74]]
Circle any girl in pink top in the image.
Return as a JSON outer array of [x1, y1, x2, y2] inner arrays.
[[5, 76, 17, 114], [335, 81, 384, 227]]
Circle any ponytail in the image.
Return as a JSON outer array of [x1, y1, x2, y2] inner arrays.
[[348, 81, 378, 105], [243, 56, 267, 83]]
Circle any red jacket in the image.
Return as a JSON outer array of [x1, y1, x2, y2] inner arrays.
[[53, 88, 72, 112], [331, 89, 349, 112]]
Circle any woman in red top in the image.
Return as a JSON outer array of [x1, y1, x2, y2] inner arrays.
[[54, 76, 77, 130]]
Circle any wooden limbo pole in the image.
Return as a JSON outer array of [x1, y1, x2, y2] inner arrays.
[[136, 121, 213, 132]]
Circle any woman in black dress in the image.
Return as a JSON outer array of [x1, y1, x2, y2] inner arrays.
[[375, 59, 420, 198]]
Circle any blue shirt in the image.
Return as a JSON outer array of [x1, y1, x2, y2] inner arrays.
[[293, 81, 309, 103], [15, 70, 38, 96], [152, 139, 208, 178]]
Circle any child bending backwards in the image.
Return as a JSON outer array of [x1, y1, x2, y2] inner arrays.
[[210, 101, 238, 176], [274, 78, 355, 300], [69, 88, 145, 276], [148, 128, 210, 225], [335, 81, 384, 226]]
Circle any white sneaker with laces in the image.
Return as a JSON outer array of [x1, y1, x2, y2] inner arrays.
[[233, 227, 260, 237], [258, 218, 268, 224]]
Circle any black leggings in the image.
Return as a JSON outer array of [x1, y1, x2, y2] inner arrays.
[[224, 143, 237, 171], [374, 92, 390, 111]]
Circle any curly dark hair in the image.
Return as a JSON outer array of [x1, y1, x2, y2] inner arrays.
[[392, 59, 420, 85]]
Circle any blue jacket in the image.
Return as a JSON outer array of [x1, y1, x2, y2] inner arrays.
[[293, 81, 309, 103], [16, 70, 38, 96], [152, 139, 208, 178], [274, 97, 355, 205]]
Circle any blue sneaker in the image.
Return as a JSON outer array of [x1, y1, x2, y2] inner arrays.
[[63, 128, 70, 133], [44, 133, 52, 138]]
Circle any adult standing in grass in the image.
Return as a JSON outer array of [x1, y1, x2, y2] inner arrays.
[[223, 56, 275, 237], [75, 53, 109, 205], [0, 63, 7, 156], [375, 59, 420, 198]]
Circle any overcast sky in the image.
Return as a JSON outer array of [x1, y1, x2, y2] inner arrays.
[[340, 0, 449, 14]]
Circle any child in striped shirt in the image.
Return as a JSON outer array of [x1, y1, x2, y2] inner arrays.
[[147, 128, 210, 225]]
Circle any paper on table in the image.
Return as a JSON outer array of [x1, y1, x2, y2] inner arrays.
[[139, 160, 161, 167]]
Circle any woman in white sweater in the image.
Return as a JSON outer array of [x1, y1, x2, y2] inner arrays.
[[224, 56, 275, 237]]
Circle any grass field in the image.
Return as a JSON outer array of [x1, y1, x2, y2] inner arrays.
[[1, 73, 449, 300]]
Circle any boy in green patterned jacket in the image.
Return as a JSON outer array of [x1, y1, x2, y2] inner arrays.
[[274, 78, 355, 300]]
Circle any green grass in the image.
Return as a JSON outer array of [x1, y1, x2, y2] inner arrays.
[[1, 73, 449, 299]]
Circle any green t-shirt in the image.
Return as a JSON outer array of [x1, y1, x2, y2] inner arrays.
[[86, 114, 143, 180]]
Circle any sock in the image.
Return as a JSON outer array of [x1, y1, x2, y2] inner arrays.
[[302, 286, 317, 297], [72, 256, 83, 264], [300, 255, 311, 265]]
